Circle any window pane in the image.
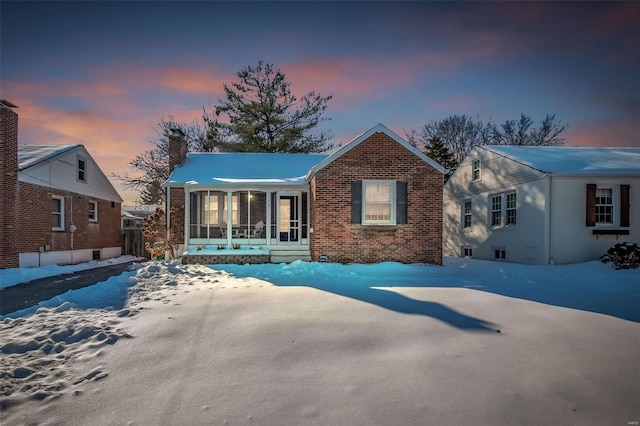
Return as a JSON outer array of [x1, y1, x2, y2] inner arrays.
[[365, 204, 391, 221], [491, 195, 502, 226], [365, 184, 392, 202], [52, 198, 62, 228], [595, 188, 613, 223]]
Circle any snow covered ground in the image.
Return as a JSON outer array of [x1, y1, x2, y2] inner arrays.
[[1, 258, 638, 425]]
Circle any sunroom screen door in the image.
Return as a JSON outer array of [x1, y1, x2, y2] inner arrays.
[[278, 194, 300, 242]]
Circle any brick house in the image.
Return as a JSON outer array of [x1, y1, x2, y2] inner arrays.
[[0, 100, 123, 269], [165, 123, 444, 264]]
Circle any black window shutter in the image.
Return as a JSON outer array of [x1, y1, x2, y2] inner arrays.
[[396, 181, 408, 224], [586, 184, 596, 227], [620, 184, 630, 227], [351, 181, 362, 224]]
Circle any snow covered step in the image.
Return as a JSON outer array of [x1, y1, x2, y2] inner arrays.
[[269, 247, 311, 263]]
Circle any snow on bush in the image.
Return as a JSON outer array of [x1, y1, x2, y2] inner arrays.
[[599, 242, 640, 270]]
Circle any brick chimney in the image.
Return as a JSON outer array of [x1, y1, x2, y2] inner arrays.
[[168, 128, 187, 173], [166, 128, 186, 249], [0, 100, 19, 268]]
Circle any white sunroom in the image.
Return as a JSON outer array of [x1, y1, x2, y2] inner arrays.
[[165, 153, 327, 259]]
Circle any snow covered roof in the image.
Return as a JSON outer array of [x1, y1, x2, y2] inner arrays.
[[308, 123, 445, 177], [166, 153, 328, 186], [18, 144, 80, 170], [481, 146, 640, 175]]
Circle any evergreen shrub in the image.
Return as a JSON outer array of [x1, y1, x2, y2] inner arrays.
[[600, 242, 640, 270]]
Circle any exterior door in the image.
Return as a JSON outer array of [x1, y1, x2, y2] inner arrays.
[[278, 193, 300, 243]]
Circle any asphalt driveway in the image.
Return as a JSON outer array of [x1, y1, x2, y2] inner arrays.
[[0, 261, 139, 315]]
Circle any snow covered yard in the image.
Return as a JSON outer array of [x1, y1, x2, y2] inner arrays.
[[1, 258, 639, 425]]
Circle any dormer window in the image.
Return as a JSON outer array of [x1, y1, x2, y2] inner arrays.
[[78, 156, 87, 182]]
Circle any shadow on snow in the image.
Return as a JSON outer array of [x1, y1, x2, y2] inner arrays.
[[211, 258, 640, 328]]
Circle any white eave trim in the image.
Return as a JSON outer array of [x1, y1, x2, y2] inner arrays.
[[306, 123, 445, 180]]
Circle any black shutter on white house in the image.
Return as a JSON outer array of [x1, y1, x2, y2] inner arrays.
[[586, 184, 596, 227], [351, 181, 362, 224], [620, 184, 630, 227], [396, 181, 408, 224]]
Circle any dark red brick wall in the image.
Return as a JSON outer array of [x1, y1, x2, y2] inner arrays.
[[0, 105, 19, 268], [15, 182, 121, 255], [310, 132, 443, 264]]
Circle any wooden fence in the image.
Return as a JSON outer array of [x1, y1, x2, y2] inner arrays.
[[122, 229, 150, 259]]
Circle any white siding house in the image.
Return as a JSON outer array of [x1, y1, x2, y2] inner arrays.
[[444, 146, 640, 264]]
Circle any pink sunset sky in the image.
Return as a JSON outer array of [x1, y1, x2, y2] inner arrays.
[[2, 1, 638, 203]]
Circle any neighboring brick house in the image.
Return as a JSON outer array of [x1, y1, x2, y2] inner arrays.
[[165, 123, 444, 264], [0, 100, 123, 269]]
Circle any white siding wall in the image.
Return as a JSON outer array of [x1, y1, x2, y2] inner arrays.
[[444, 179, 547, 263], [549, 176, 639, 264], [444, 147, 548, 264], [18, 147, 122, 202]]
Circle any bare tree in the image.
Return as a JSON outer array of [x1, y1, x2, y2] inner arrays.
[[493, 113, 568, 146], [114, 116, 206, 205], [407, 115, 492, 168]]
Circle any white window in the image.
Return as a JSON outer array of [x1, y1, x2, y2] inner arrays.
[[52, 196, 64, 230], [472, 158, 481, 182], [78, 156, 87, 182], [461, 246, 473, 257], [595, 187, 613, 224], [494, 248, 506, 260], [88, 201, 98, 222], [506, 192, 517, 225], [490, 192, 517, 228], [463, 200, 472, 228], [363, 181, 395, 225], [491, 195, 502, 227]]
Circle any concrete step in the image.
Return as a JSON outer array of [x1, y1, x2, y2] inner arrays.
[[270, 254, 311, 263]]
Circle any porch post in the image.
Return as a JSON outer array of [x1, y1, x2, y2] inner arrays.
[[266, 191, 272, 245], [184, 187, 190, 250], [226, 191, 232, 246]]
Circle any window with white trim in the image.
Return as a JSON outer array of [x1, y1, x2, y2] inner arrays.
[[506, 192, 517, 225], [494, 248, 506, 260], [363, 181, 395, 225], [489, 191, 517, 228], [52, 196, 64, 230], [88, 201, 98, 222], [491, 195, 502, 227], [595, 187, 613, 224], [472, 158, 481, 182], [461, 246, 473, 257], [78, 156, 87, 182], [463, 200, 472, 228]]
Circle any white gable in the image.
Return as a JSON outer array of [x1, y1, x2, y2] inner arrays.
[[481, 146, 640, 175], [307, 123, 445, 178], [18, 145, 123, 203]]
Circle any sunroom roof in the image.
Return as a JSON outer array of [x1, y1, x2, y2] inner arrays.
[[166, 153, 328, 186]]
